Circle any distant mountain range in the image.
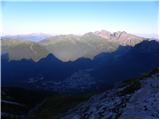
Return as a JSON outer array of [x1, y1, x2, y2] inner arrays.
[[1, 30, 150, 62], [2, 33, 52, 42]]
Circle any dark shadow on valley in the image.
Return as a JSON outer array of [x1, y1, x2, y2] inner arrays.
[[1, 40, 159, 118]]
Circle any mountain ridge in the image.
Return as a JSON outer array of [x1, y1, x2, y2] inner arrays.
[[1, 30, 148, 62]]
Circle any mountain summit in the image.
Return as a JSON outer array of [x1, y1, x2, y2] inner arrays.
[[94, 30, 144, 46]]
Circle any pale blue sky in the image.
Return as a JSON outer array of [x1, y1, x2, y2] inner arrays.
[[1, 1, 158, 36]]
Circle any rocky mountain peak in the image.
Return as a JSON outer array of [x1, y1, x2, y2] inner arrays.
[[94, 30, 144, 46]]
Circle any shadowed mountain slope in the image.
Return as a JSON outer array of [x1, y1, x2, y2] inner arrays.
[[2, 40, 158, 93]]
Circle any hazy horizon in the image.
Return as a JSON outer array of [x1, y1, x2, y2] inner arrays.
[[1, 1, 158, 37], [1, 31, 158, 39]]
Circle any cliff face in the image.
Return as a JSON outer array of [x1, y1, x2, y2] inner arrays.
[[63, 70, 159, 119]]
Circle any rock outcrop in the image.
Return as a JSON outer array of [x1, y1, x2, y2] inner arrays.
[[63, 69, 159, 119]]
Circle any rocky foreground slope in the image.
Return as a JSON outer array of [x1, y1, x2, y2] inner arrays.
[[63, 69, 159, 119]]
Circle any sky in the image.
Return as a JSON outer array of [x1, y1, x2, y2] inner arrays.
[[1, 0, 158, 37]]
